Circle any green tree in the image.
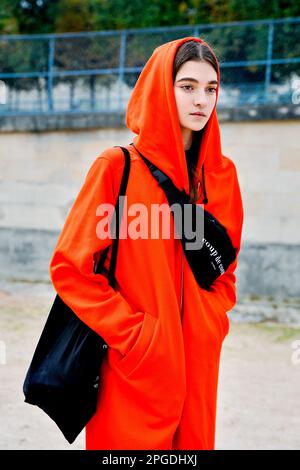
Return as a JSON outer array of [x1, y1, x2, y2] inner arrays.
[[1, 0, 300, 36], [0, 0, 20, 34], [3, 0, 60, 35], [54, 0, 96, 33]]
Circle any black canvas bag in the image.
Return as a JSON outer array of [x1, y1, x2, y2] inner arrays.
[[133, 146, 237, 290], [23, 146, 131, 444]]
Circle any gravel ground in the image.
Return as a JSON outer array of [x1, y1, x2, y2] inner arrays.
[[0, 280, 299, 450]]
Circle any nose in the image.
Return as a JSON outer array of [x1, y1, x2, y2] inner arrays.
[[193, 89, 208, 107]]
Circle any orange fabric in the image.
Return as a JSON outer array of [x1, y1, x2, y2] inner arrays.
[[49, 36, 244, 450]]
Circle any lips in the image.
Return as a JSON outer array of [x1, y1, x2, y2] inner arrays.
[[191, 112, 206, 116]]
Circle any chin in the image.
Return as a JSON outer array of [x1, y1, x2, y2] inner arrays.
[[190, 123, 207, 131]]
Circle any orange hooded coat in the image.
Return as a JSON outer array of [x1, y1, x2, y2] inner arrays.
[[49, 36, 244, 450]]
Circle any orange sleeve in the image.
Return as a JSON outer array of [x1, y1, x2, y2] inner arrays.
[[49, 154, 145, 357]]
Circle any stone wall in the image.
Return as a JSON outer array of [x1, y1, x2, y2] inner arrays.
[[0, 121, 299, 297]]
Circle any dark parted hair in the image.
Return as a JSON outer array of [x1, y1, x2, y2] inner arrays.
[[172, 40, 218, 203]]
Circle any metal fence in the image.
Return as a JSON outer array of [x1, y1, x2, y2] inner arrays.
[[0, 17, 300, 115]]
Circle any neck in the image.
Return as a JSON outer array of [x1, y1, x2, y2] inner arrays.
[[181, 128, 193, 150]]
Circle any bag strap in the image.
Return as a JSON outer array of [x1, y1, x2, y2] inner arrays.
[[94, 146, 131, 289], [131, 143, 237, 288], [130, 142, 189, 204]]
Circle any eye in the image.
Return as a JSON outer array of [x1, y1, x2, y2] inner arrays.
[[180, 85, 217, 93], [181, 85, 194, 91]]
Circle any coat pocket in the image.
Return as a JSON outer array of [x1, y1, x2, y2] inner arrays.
[[114, 311, 158, 378]]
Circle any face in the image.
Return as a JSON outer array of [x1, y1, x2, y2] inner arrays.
[[173, 60, 218, 147]]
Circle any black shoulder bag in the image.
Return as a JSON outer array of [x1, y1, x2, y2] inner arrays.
[[23, 146, 131, 444]]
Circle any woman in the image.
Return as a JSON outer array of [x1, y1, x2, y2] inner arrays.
[[49, 36, 244, 450]]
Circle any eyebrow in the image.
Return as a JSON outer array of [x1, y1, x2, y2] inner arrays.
[[176, 77, 219, 85]]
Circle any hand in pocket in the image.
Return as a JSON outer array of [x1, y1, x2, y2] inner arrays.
[[111, 311, 159, 378]]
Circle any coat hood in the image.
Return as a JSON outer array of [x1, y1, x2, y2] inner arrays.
[[125, 36, 223, 196]]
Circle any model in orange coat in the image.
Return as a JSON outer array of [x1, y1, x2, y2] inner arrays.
[[49, 37, 244, 450]]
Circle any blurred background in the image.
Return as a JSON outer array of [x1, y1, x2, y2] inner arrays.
[[0, 0, 299, 450]]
